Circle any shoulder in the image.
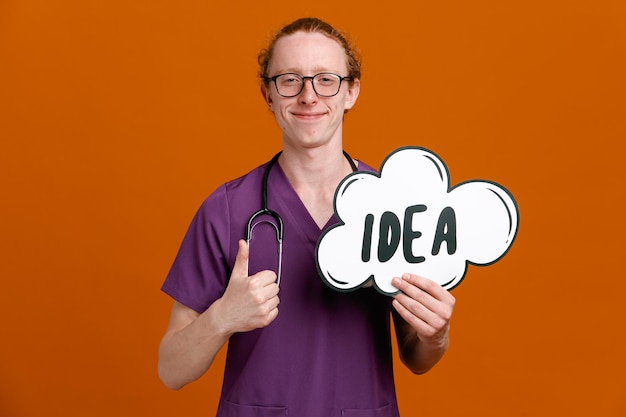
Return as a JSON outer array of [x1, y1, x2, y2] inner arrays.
[[199, 163, 267, 210], [191, 161, 270, 245], [225, 163, 266, 186]]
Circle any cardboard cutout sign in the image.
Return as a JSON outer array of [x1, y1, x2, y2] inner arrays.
[[316, 147, 519, 295]]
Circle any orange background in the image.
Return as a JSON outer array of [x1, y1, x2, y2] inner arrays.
[[1, 1, 625, 416]]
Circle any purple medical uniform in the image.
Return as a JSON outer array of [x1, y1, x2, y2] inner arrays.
[[162, 159, 400, 417]]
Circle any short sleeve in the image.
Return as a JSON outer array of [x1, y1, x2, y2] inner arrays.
[[161, 185, 232, 313]]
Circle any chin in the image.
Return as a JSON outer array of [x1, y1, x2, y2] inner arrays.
[[283, 132, 322, 147]]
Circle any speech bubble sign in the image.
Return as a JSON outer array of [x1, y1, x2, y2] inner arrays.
[[316, 147, 519, 295]]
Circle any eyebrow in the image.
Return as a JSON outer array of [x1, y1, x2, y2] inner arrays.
[[278, 67, 342, 75]]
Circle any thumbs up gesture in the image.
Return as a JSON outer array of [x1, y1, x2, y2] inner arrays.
[[215, 240, 280, 334]]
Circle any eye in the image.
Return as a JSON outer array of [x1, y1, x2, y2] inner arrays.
[[316, 74, 339, 86], [278, 74, 302, 85]]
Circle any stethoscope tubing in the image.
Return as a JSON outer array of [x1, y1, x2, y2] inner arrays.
[[245, 151, 357, 286]]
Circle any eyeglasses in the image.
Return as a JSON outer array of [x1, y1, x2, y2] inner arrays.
[[264, 72, 353, 98]]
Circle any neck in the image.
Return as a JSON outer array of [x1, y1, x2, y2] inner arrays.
[[277, 144, 357, 229], [278, 145, 355, 189]]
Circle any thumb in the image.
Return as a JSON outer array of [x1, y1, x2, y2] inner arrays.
[[231, 239, 249, 279]]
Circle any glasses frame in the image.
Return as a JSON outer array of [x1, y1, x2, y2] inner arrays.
[[264, 72, 353, 98]]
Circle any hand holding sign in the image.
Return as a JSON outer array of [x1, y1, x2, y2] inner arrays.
[[316, 147, 519, 295]]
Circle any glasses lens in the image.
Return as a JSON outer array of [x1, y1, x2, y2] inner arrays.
[[275, 74, 303, 97], [273, 73, 344, 97], [313, 73, 341, 97]]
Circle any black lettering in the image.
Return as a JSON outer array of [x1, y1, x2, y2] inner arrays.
[[403, 204, 427, 263], [431, 206, 457, 256], [378, 211, 401, 262], [361, 214, 374, 262]]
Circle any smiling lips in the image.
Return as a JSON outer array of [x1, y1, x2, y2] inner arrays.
[[292, 111, 326, 121]]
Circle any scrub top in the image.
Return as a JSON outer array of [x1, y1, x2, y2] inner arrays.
[[162, 158, 400, 417]]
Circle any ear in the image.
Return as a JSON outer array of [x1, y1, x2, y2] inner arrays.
[[343, 78, 360, 111], [260, 83, 273, 109]]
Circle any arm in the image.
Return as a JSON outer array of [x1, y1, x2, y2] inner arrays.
[[391, 273, 455, 374], [158, 240, 280, 390]]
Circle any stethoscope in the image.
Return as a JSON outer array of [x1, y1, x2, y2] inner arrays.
[[245, 150, 358, 285]]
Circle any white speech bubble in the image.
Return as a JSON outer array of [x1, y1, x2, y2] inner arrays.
[[316, 147, 519, 295]]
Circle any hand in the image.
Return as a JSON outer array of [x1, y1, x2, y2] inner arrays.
[[392, 273, 455, 347], [215, 240, 280, 334]]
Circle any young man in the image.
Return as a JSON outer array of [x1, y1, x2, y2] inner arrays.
[[159, 17, 455, 416]]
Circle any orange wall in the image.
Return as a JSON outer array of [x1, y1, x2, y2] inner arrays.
[[1, 1, 625, 416]]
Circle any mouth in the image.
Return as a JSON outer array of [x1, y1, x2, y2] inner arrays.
[[291, 111, 326, 121]]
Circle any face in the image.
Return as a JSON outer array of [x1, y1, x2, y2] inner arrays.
[[261, 31, 360, 151]]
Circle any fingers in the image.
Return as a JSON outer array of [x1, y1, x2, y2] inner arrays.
[[393, 274, 455, 311], [231, 239, 250, 279], [392, 273, 455, 342], [230, 239, 279, 293], [232, 239, 278, 286], [216, 240, 282, 334]]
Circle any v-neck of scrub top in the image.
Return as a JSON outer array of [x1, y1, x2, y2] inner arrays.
[[269, 160, 362, 245]]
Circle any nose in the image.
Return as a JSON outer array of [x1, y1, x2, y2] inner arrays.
[[299, 78, 318, 104]]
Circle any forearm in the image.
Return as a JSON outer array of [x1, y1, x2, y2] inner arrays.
[[158, 243, 280, 390], [396, 322, 449, 374], [158, 300, 232, 390], [391, 274, 455, 374]]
